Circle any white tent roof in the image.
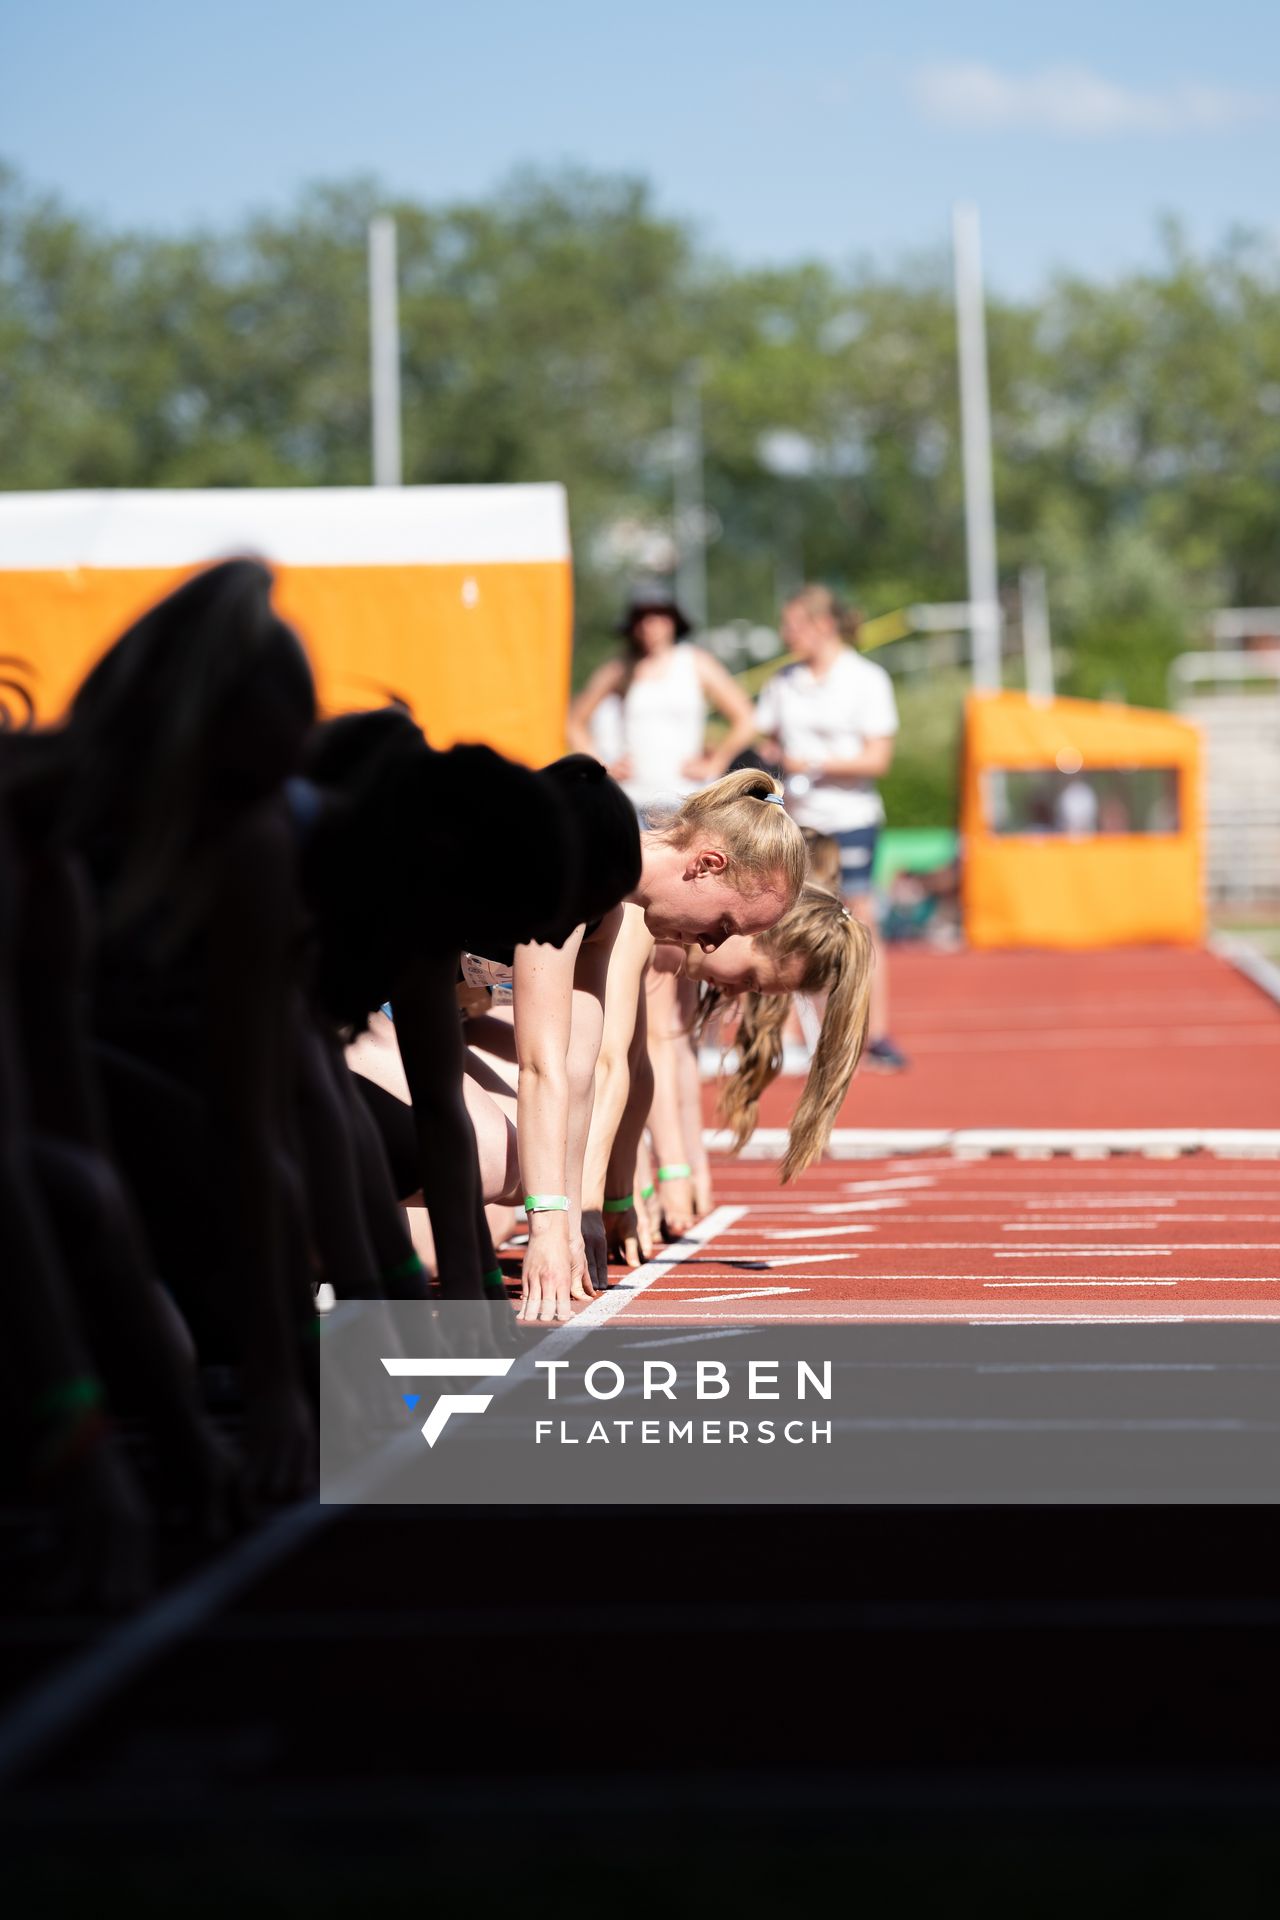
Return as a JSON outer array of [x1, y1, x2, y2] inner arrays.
[[0, 484, 570, 570]]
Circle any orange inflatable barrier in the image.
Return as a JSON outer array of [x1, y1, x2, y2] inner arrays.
[[0, 486, 573, 767], [960, 690, 1204, 949]]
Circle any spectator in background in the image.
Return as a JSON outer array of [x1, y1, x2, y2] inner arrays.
[[756, 583, 908, 1072], [567, 581, 758, 812], [1054, 774, 1100, 836]]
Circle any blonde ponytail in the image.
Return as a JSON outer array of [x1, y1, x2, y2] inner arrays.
[[647, 768, 807, 908], [710, 886, 875, 1181]]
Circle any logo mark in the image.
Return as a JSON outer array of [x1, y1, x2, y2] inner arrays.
[[0, 656, 38, 733], [381, 1357, 515, 1447]]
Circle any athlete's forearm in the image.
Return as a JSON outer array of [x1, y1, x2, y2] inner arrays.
[[583, 1045, 630, 1210], [647, 1026, 690, 1173]]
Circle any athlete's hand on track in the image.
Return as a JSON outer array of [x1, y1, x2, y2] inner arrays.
[[567, 1227, 597, 1301], [605, 1204, 644, 1269], [518, 1216, 575, 1324], [579, 1210, 609, 1294], [660, 1175, 696, 1240], [693, 1164, 716, 1216], [637, 1188, 659, 1259]]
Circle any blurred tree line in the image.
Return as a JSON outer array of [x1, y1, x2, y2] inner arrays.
[[4, 163, 1280, 819]]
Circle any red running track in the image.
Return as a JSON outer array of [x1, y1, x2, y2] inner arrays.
[[730, 947, 1280, 1132], [603, 1153, 1280, 1324]]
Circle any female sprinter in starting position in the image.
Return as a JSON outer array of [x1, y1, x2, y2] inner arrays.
[[459, 769, 809, 1323], [591, 884, 875, 1268]]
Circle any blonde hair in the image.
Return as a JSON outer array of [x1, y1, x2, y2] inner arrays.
[[785, 582, 863, 648], [800, 826, 842, 896], [707, 885, 874, 1182], [647, 768, 807, 909]]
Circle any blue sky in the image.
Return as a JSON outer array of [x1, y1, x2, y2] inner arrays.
[[3, 0, 1278, 293]]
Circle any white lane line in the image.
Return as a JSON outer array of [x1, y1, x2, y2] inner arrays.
[[1017, 1193, 1280, 1204], [996, 1245, 1280, 1257], [634, 1283, 806, 1294], [998, 1251, 1175, 1260], [720, 1212, 1280, 1227], [721, 1225, 874, 1238], [1003, 1220, 1177, 1231], [1010, 1215, 1280, 1226], [984, 1280, 1179, 1288], [812, 1200, 913, 1214], [762, 1225, 884, 1241], [720, 1201, 903, 1216], [743, 1273, 1280, 1283], [678, 1286, 810, 1305], [973, 1314, 1280, 1323], [619, 1309, 1280, 1323], [721, 1241, 1280, 1255], [841, 1175, 938, 1194], [729, 1198, 909, 1213], [756, 1253, 866, 1267], [623, 1330, 758, 1349]]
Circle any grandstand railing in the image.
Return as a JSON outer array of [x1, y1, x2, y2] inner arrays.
[[1170, 653, 1280, 908]]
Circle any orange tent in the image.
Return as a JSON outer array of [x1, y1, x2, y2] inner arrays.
[[961, 690, 1204, 949], [0, 486, 572, 767]]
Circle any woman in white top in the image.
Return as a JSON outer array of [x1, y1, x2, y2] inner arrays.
[[756, 583, 908, 1071], [567, 582, 758, 812]]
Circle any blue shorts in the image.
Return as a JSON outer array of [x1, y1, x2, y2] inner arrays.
[[833, 826, 879, 896]]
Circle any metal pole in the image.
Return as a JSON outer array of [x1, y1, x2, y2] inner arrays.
[[952, 203, 1000, 690], [673, 362, 707, 630], [1020, 566, 1054, 702], [368, 215, 403, 487]]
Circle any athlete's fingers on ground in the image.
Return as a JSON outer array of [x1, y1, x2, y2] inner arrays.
[[516, 1279, 540, 1321]]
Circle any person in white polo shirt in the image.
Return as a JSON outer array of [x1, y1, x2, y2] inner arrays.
[[756, 583, 908, 1071]]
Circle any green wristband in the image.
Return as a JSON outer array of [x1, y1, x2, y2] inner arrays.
[[640, 1182, 655, 1201], [602, 1195, 634, 1214], [657, 1164, 692, 1182], [484, 1267, 509, 1298], [383, 1250, 426, 1287], [523, 1194, 568, 1212]]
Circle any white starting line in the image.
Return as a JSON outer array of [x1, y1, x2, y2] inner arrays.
[[705, 1128, 1280, 1160]]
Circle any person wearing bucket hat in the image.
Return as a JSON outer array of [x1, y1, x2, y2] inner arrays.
[[567, 577, 757, 813], [613, 579, 693, 640]]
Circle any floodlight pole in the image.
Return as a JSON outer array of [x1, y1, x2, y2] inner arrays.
[[368, 215, 403, 487], [1020, 566, 1054, 701], [952, 203, 1001, 691], [674, 362, 708, 631]]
